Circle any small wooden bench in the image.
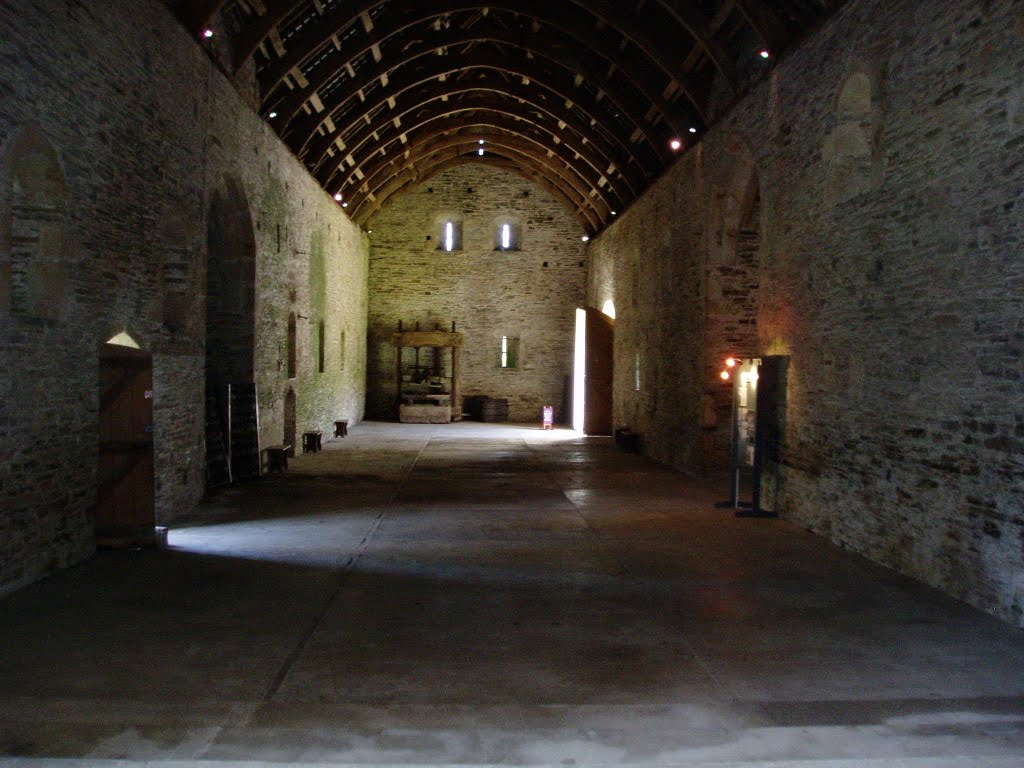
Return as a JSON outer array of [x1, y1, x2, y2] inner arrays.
[[334, 419, 348, 438], [263, 445, 290, 473], [302, 431, 323, 453]]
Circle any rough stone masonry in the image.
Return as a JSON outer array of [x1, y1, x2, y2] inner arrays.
[[588, 0, 1024, 627]]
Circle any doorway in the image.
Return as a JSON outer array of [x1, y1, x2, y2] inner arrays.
[[573, 307, 614, 435], [97, 338, 156, 547], [284, 388, 297, 457]]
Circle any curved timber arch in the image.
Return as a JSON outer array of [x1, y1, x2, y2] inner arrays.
[[346, 127, 614, 225], [347, 132, 610, 228], [310, 78, 644, 199], [356, 146, 603, 233], [254, 0, 701, 130], [174, 0, 839, 237], [326, 107, 625, 210], [274, 27, 677, 168], [292, 57, 659, 184], [330, 113, 624, 220], [365, 154, 597, 233]]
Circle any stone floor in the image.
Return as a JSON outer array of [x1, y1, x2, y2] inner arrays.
[[1, 421, 1024, 767]]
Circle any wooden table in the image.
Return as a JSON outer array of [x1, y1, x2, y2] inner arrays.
[[264, 445, 290, 473], [302, 431, 323, 453]]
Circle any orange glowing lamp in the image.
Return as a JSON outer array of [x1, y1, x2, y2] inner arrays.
[[720, 370, 731, 381], [725, 357, 737, 368]]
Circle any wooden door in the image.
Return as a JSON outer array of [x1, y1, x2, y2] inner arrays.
[[97, 345, 155, 547], [584, 307, 614, 436], [752, 355, 789, 515]]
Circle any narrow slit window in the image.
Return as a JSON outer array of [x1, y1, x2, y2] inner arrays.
[[495, 221, 520, 250], [287, 312, 297, 379], [437, 219, 462, 251], [317, 320, 325, 374], [499, 336, 519, 369]]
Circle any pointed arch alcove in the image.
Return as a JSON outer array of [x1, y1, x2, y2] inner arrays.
[[205, 176, 259, 487], [1, 125, 69, 322], [704, 153, 763, 466]]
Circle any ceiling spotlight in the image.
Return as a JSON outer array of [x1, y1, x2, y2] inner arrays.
[[269, 111, 278, 118], [670, 138, 682, 151], [581, 236, 590, 242], [334, 193, 343, 202], [611, 210, 617, 216], [202, 28, 214, 39], [342, 202, 348, 208], [479, 139, 485, 145], [478, 148, 485, 156], [760, 49, 771, 59], [689, 127, 697, 134]]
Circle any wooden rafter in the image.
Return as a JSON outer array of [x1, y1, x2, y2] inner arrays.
[[339, 119, 619, 219], [362, 154, 598, 234], [296, 66, 648, 196], [276, 28, 674, 169], [353, 147, 603, 232], [254, 0, 705, 129], [325, 99, 627, 211]]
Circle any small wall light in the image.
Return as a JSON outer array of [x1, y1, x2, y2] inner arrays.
[[760, 49, 771, 59], [670, 138, 682, 151], [334, 193, 343, 202], [203, 29, 215, 39]]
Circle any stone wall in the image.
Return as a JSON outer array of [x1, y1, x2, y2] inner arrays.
[[367, 164, 586, 422], [588, 0, 1024, 626], [0, 0, 367, 596]]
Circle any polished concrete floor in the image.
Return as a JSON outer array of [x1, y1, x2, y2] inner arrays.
[[2, 422, 1024, 767]]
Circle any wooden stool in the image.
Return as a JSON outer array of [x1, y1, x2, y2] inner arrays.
[[302, 431, 323, 453], [264, 445, 289, 473], [334, 419, 348, 437]]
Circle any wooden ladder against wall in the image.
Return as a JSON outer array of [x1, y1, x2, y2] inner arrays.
[[229, 383, 261, 481], [205, 387, 232, 489]]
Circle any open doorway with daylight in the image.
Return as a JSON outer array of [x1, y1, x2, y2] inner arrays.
[[573, 307, 614, 435], [205, 176, 259, 488], [97, 333, 156, 548]]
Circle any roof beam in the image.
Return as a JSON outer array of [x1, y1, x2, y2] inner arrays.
[[362, 154, 597, 234], [324, 98, 627, 212], [268, 25, 673, 168], [353, 145, 601, 232], [254, 1, 705, 128], [296, 67, 647, 197], [339, 118, 618, 220]]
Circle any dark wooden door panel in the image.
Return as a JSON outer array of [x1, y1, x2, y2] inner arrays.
[[97, 345, 155, 547]]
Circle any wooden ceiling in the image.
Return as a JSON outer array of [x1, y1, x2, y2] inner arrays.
[[168, 0, 841, 235]]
